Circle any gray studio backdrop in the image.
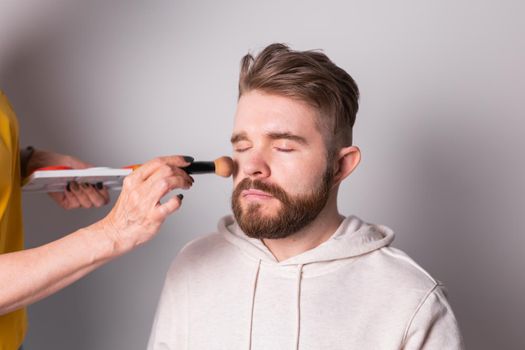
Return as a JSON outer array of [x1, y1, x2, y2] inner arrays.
[[1, 0, 524, 349]]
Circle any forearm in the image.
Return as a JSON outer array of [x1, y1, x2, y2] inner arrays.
[[0, 224, 118, 315], [0, 155, 192, 316]]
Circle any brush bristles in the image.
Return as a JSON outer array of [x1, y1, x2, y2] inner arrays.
[[214, 156, 234, 177]]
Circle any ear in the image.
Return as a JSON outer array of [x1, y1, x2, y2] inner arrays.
[[332, 146, 361, 185]]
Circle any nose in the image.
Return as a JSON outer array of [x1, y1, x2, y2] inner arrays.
[[240, 150, 271, 180]]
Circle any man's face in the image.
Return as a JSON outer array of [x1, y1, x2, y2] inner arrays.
[[231, 90, 333, 239]]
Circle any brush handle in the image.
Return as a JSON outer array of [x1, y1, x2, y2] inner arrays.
[[183, 161, 215, 174]]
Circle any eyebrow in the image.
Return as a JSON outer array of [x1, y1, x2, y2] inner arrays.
[[230, 132, 248, 144], [266, 132, 308, 145], [230, 131, 308, 145]]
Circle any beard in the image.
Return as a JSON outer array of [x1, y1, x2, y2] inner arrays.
[[231, 167, 333, 240]]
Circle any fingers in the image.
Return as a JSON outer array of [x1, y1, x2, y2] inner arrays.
[[144, 162, 193, 195], [48, 191, 79, 210], [66, 182, 110, 208], [153, 194, 183, 220], [63, 190, 81, 209], [68, 182, 93, 208], [82, 183, 110, 207], [146, 161, 193, 186], [144, 174, 190, 208], [48, 190, 81, 210], [122, 156, 193, 209], [133, 155, 193, 181], [97, 186, 110, 204], [97, 156, 194, 253]]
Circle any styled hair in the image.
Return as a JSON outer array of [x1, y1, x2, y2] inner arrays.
[[238, 43, 359, 150]]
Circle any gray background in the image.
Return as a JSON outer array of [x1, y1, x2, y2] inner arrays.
[[1, 0, 524, 348]]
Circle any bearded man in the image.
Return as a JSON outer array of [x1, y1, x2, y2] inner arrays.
[[148, 43, 464, 350]]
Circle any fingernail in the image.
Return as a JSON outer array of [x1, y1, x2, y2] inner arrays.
[[71, 182, 79, 190], [183, 156, 194, 163], [190, 176, 195, 183], [82, 183, 89, 189], [177, 193, 184, 200], [66, 182, 71, 192], [96, 182, 103, 190]]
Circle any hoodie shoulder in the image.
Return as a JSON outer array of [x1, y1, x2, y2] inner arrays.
[[176, 231, 233, 264], [367, 246, 439, 292]]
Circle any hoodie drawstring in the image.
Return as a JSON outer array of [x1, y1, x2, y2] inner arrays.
[[294, 264, 304, 350], [248, 261, 304, 350], [248, 259, 261, 350]]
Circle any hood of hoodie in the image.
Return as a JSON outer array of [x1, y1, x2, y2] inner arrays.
[[218, 214, 395, 267], [217, 214, 395, 350]]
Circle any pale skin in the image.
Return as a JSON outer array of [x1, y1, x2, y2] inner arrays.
[[27, 149, 111, 208], [232, 90, 361, 262], [0, 151, 193, 316]]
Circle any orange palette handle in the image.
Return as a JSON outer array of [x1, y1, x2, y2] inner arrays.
[[122, 164, 142, 171], [34, 166, 73, 171]]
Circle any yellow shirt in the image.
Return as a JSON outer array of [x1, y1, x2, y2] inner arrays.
[[0, 91, 27, 350]]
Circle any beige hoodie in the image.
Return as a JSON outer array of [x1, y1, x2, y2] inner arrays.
[[148, 215, 464, 349]]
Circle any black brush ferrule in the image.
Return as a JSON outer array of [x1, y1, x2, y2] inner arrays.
[[183, 161, 215, 174]]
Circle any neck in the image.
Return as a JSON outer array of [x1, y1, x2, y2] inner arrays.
[[262, 196, 343, 262]]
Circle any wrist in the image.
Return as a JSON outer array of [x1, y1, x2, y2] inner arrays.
[[84, 219, 123, 260], [24, 148, 48, 176], [20, 146, 35, 178]]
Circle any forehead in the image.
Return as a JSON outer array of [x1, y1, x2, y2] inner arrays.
[[233, 90, 322, 139]]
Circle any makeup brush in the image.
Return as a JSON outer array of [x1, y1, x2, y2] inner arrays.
[[184, 156, 234, 177], [22, 156, 234, 193]]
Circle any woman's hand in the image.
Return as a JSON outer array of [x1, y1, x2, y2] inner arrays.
[[27, 149, 110, 209], [92, 155, 194, 254]]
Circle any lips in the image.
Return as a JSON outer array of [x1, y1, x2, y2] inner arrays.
[[242, 189, 274, 199]]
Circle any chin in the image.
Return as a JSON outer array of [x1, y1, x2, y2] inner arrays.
[[242, 201, 281, 217]]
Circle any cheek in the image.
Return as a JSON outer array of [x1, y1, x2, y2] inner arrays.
[[232, 169, 245, 188], [272, 161, 322, 194], [232, 158, 242, 186]]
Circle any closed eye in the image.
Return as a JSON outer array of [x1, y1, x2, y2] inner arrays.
[[275, 147, 294, 153]]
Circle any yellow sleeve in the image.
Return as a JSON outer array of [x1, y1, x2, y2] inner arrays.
[[0, 90, 28, 349]]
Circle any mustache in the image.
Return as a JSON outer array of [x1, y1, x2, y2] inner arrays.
[[234, 178, 290, 205]]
